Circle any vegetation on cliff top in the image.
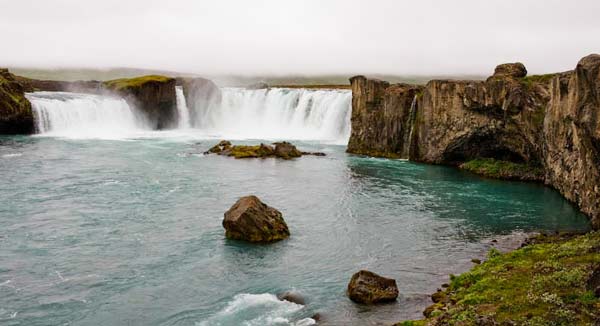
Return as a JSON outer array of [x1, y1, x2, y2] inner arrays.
[[397, 232, 600, 326], [103, 75, 173, 91], [460, 158, 544, 182]]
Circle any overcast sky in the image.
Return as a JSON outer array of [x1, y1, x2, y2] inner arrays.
[[1, 0, 599, 76]]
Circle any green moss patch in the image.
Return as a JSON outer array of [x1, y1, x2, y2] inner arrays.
[[521, 74, 557, 89], [103, 75, 173, 91], [460, 158, 544, 181], [398, 232, 600, 326]]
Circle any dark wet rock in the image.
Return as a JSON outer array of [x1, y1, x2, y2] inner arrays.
[[310, 313, 322, 322], [277, 291, 305, 305], [347, 270, 398, 304], [206, 140, 232, 154], [301, 151, 326, 156], [431, 289, 447, 303], [472, 258, 482, 264], [222, 195, 289, 243], [273, 141, 302, 159], [0, 69, 34, 134], [103, 75, 178, 130], [587, 265, 600, 297]]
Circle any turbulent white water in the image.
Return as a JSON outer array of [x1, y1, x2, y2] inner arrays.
[[197, 293, 315, 326], [26, 87, 352, 144], [175, 86, 191, 129], [26, 92, 149, 139], [196, 88, 352, 144]]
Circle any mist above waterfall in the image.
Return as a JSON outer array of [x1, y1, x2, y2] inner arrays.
[[3, 1, 600, 76]]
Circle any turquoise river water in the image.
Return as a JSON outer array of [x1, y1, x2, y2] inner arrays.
[[0, 135, 590, 326]]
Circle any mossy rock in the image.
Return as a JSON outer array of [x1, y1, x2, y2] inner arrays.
[[347, 270, 399, 304], [103, 75, 174, 92], [460, 158, 544, 182], [0, 68, 34, 134]]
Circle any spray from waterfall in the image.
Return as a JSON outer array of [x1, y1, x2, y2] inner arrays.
[[403, 94, 418, 159], [189, 87, 352, 144], [26, 91, 148, 139]]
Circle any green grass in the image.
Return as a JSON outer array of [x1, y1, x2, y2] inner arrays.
[[521, 74, 557, 89], [399, 232, 600, 325], [460, 158, 544, 181], [103, 75, 173, 91]]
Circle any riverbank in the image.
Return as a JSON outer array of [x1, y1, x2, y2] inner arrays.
[[397, 231, 600, 326]]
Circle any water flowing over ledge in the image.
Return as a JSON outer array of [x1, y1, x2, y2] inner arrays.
[[26, 87, 352, 144]]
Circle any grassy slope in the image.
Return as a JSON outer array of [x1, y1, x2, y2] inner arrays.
[[397, 232, 600, 326]]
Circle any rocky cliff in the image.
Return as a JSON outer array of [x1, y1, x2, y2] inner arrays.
[[14, 76, 102, 94], [103, 75, 178, 129], [347, 54, 600, 227], [0, 69, 34, 134]]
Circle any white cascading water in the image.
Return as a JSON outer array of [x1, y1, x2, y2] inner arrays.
[[175, 86, 191, 129], [26, 91, 148, 139], [26, 87, 352, 144], [193, 88, 352, 144]]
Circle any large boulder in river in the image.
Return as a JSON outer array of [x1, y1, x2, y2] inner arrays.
[[0, 69, 34, 134], [223, 196, 290, 242], [273, 142, 302, 159], [347, 270, 398, 304]]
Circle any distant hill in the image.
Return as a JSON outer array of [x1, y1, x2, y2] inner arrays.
[[8, 67, 486, 86]]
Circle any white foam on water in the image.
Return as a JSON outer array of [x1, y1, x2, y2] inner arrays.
[[196, 293, 315, 326], [1, 153, 22, 158]]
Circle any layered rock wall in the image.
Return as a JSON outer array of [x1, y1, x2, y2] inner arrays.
[[347, 55, 600, 227]]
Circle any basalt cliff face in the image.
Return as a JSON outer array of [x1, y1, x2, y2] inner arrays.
[[104, 75, 178, 130], [347, 54, 600, 227], [0, 69, 34, 134], [176, 77, 221, 124]]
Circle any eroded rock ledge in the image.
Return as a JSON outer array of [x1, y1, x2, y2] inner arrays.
[[347, 54, 600, 228]]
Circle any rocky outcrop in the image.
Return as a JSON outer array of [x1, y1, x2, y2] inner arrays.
[[347, 270, 399, 304], [205, 140, 324, 159], [222, 195, 290, 242], [0, 69, 34, 134], [176, 77, 221, 125], [346, 77, 423, 158], [544, 54, 600, 227], [347, 54, 600, 228], [104, 75, 178, 129]]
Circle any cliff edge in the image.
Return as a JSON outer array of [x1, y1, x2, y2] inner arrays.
[[347, 54, 600, 227]]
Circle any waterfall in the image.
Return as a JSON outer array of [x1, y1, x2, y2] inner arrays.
[[26, 91, 148, 139], [190, 88, 352, 144], [26, 87, 353, 144], [175, 86, 191, 129], [402, 95, 418, 159]]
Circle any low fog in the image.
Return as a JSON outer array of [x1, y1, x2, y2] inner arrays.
[[2, 0, 600, 76]]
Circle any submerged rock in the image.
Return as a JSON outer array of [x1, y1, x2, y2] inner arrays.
[[222, 195, 290, 243], [347, 270, 398, 304], [277, 291, 305, 305]]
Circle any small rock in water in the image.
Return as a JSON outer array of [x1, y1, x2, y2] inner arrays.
[[222, 195, 290, 243], [273, 141, 302, 159], [277, 290, 305, 305], [471, 258, 482, 264], [346, 270, 398, 304]]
